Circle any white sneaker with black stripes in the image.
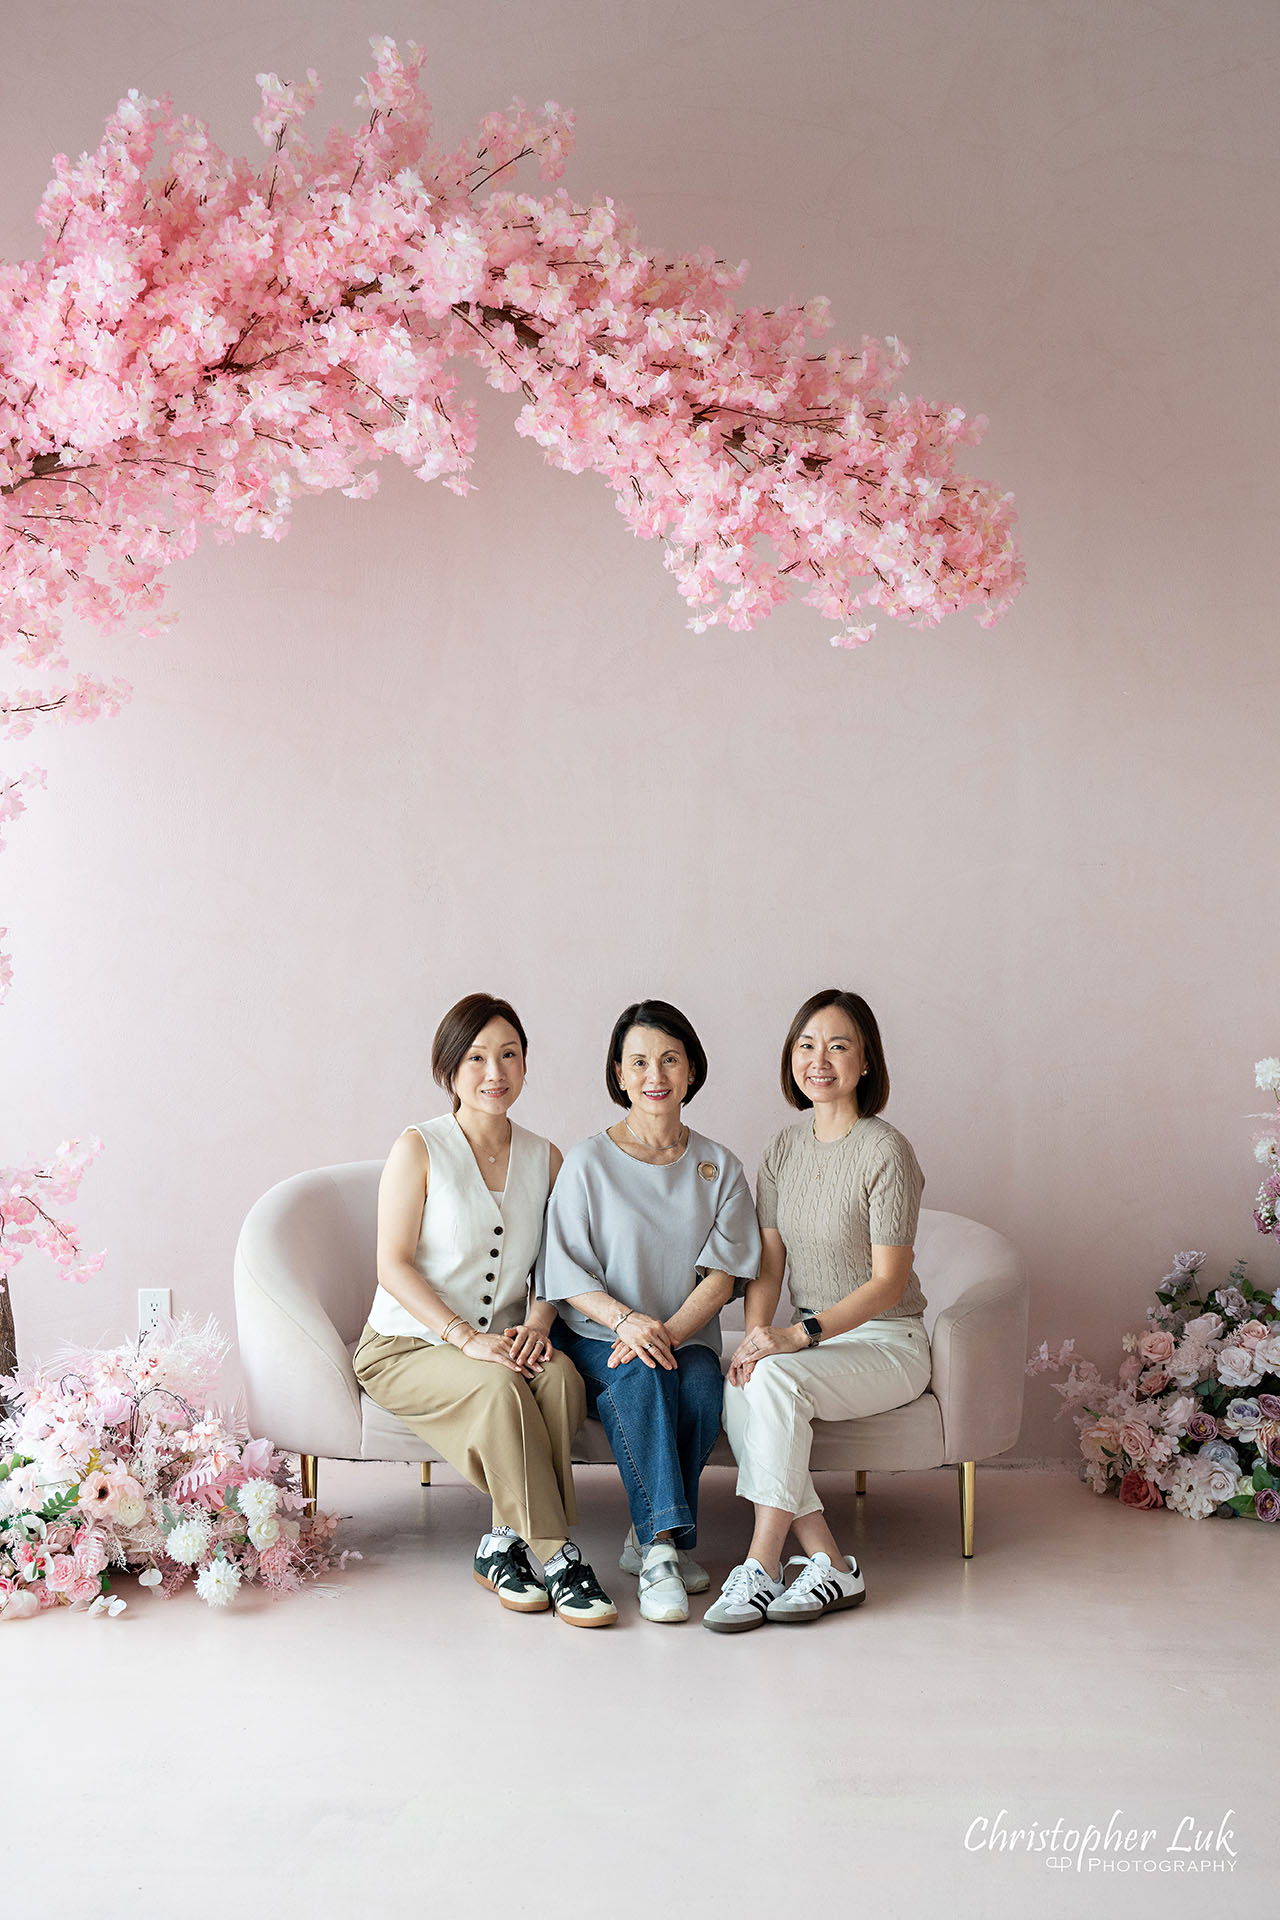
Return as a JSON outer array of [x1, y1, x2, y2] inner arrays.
[[702, 1558, 785, 1634], [766, 1551, 865, 1622]]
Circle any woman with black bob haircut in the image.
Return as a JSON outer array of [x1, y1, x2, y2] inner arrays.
[[703, 989, 932, 1633], [538, 999, 760, 1623], [354, 992, 617, 1627]]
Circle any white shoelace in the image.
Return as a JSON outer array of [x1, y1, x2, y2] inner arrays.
[[784, 1554, 848, 1595], [722, 1560, 774, 1600]]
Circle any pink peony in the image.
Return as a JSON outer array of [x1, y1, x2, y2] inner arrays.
[[44, 1553, 78, 1595], [1080, 1416, 1125, 1466], [1118, 1472, 1163, 1510], [69, 1575, 102, 1606], [1138, 1330, 1175, 1364]]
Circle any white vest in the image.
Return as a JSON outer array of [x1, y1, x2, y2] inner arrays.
[[367, 1114, 551, 1341]]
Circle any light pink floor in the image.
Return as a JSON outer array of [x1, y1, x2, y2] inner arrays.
[[6, 1465, 1272, 1919]]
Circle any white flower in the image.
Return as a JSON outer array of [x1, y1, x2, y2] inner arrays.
[[195, 1558, 242, 1607], [1255, 1058, 1280, 1093], [87, 1594, 127, 1618], [165, 1514, 212, 1565], [115, 1490, 148, 1528], [137, 1567, 163, 1588], [238, 1478, 279, 1524], [248, 1515, 280, 1551], [1255, 1137, 1279, 1165]]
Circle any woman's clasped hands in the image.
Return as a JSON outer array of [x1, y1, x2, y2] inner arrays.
[[607, 1309, 677, 1370], [458, 1322, 553, 1378]]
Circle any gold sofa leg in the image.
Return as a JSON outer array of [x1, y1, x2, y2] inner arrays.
[[420, 1462, 432, 1486], [958, 1461, 975, 1558], [855, 1470, 867, 1496], [300, 1453, 318, 1517]]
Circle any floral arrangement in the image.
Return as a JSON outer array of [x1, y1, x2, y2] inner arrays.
[[1029, 1059, 1280, 1522], [0, 1315, 353, 1619]]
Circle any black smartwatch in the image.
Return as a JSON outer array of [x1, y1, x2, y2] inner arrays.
[[800, 1314, 823, 1347]]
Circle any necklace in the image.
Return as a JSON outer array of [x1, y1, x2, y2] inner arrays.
[[623, 1115, 686, 1157], [813, 1117, 856, 1181], [482, 1120, 511, 1165]]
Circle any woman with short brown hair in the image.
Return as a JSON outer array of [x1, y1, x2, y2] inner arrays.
[[354, 992, 616, 1627]]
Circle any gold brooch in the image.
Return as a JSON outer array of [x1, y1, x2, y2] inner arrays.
[[698, 1161, 716, 1181]]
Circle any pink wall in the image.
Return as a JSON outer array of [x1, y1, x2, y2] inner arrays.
[[4, 0, 1277, 1458]]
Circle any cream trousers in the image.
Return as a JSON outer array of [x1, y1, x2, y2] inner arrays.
[[721, 1317, 931, 1519]]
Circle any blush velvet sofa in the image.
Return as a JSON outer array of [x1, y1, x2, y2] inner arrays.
[[233, 1160, 1027, 1557]]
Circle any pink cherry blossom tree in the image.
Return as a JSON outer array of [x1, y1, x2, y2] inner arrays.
[[0, 40, 1022, 1371]]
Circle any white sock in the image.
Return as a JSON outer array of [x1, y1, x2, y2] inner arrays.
[[480, 1526, 518, 1555], [543, 1543, 576, 1579]]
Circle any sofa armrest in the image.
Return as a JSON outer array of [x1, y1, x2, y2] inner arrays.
[[233, 1233, 364, 1459], [930, 1264, 1029, 1464]]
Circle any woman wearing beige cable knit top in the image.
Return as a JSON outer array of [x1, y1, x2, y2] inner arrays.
[[703, 990, 932, 1634]]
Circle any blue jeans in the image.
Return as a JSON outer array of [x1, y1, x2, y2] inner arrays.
[[553, 1324, 724, 1549]]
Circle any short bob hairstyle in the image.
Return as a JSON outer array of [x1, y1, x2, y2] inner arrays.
[[432, 993, 529, 1112], [606, 999, 708, 1109], [781, 989, 889, 1117]]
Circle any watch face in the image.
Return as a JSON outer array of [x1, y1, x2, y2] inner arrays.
[[802, 1316, 822, 1345]]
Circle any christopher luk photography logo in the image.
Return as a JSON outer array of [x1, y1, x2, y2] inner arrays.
[[964, 1808, 1239, 1874]]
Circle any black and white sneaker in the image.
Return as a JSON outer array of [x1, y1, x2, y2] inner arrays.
[[702, 1558, 784, 1634], [765, 1551, 866, 1622], [544, 1542, 618, 1629], [473, 1532, 549, 1613]]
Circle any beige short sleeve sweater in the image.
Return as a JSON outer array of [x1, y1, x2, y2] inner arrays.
[[755, 1115, 927, 1321]]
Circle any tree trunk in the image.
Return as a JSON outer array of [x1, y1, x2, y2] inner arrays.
[[0, 1272, 16, 1413]]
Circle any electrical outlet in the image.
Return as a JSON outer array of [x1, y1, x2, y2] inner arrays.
[[138, 1288, 172, 1336]]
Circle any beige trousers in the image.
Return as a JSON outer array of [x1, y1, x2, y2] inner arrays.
[[353, 1327, 586, 1562]]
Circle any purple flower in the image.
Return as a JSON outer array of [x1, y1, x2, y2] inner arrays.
[[1212, 1287, 1248, 1320], [1254, 1488, 1280, 1523], [1185, 1411, 1218, 1441], [1258, 1393, 1280, 1419], [1163, 1251, 1206, 1290], [1266, 1432, 1280, 1471], [1199, 1438, 1240, 1472]]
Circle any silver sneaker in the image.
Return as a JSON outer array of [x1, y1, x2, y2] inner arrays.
[[703, 1558, 784, 1634], [619, 1524, 709, 1593], [638, 1541, 688, 1622], [765, 1552, 866, 1623]]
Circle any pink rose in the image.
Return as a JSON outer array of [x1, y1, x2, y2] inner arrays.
[[1139, 1330, 1175, 1364], [69, 1575, 102, 1606], [1138, 1368, 1170, 1396], [45, 1522, 76, 1552], [1118, 1356, 1143, 1389], [1217, 1345, 1264, 1389], [1118, 1417, 1156, 1462], [1253, 1335, 1280, 1373], [1119, 1471, 1163, 1510], [1236, 1320, 1269, 1348], [0, 1576, 15, 1605], [44, 1553, 78, 1595]]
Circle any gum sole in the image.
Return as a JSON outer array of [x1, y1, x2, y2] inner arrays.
[[553, 1607, 618, 1628], [473, 1569, 550, 1612], [768, 1591, 867, 1623]]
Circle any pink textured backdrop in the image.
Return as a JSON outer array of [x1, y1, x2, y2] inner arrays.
[[3, 0, 1276, 1459]]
